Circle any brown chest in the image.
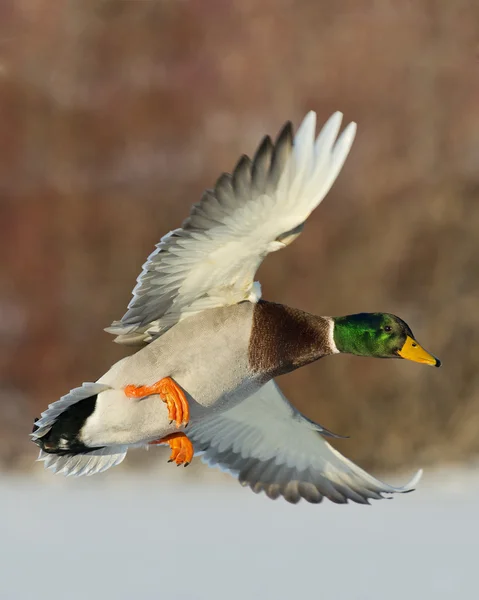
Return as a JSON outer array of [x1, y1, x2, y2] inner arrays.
[[248, 300, 332, 377]]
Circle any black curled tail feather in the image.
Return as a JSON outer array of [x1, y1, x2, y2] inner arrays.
[[32, 394, 104, 455], [31, 382, 112, 455]]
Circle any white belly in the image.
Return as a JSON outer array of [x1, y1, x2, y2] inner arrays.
[[82, 304, 260, 446]]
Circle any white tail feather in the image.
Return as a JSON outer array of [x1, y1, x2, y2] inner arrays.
[[37, 447, 128, 476]]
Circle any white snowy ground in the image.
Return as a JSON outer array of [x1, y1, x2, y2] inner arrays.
[[1, 464, 477, 600]]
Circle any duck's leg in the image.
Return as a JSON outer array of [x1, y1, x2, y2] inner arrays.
[[124, 377, 189, 427], [149, 433, 194, 467]]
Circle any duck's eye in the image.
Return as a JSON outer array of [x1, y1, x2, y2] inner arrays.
[[384, 326, 392, 332]]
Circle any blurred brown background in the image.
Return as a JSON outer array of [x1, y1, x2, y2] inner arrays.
[[1, 0, 478, 474]]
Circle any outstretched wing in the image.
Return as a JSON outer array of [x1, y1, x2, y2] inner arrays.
[[188, 380, 422, 505], [107, 112, 356, 345]]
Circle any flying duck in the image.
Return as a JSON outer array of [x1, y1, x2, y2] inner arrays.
[[31, 111, 440, 504]]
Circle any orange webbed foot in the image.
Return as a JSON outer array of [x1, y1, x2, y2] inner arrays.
[[149, 433, 194, 467], [124, 377, 189, 427]]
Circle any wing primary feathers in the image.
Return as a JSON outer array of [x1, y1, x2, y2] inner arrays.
[[251, 135, 274, 194], [268, 121, 293, 192], [232, 155, 253, 198], [214, 173, 235, 210]]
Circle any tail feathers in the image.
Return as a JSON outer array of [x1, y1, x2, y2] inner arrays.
[[37, 446, 128, 477], [31, 382, 111, 442], [32, 381, 129, 476]]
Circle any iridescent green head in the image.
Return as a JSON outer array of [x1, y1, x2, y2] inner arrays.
[[332, 313, 441, 367]]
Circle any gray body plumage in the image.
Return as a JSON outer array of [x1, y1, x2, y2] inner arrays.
[[83, 303, 260, 447]]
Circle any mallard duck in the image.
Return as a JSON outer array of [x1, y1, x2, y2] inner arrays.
[[31, 111, 440, 504]]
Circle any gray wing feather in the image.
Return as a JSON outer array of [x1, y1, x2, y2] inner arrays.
[[267, 122, 293, 192], [188, 380, 422, 505], [251, 136, 273, 194]]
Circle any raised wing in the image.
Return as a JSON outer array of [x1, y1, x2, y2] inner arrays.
[[107, 112, 356, 345], [188, 380, 422, 505]]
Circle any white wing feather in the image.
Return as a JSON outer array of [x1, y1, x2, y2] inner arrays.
[[107, 111, 356, 344], [188, 380, 422, 505]]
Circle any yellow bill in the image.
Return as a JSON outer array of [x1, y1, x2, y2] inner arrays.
[[398, 335, 441, 367]]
